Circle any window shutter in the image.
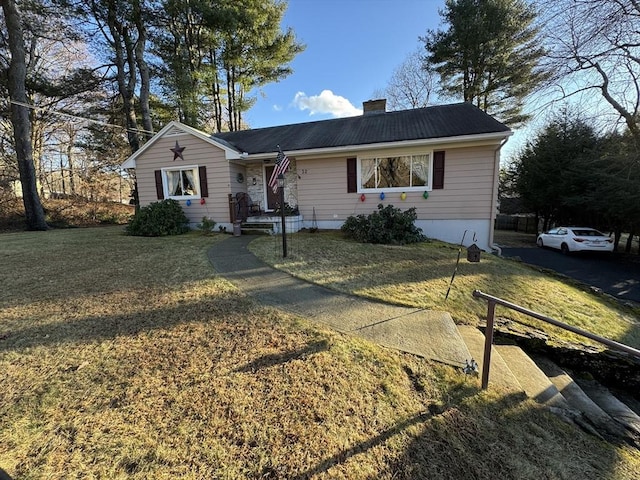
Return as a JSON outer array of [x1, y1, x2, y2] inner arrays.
[[154, 170, 164, 199], [199, 166, 208, 197], [347, 157, 357, 193], [433, 151, 445, 189]]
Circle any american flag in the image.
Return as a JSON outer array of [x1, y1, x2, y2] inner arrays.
[[268, 147, 290, 194]]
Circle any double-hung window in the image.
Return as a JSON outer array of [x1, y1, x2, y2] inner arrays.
[[359, 153, 431, 192], [162, 166, 200, 199]]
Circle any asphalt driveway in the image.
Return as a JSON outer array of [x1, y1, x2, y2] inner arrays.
[[501, 247, 640, 303]]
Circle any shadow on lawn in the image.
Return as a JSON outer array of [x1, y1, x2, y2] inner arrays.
[[0, 294, 248, 353], [234, 340, 330, 373], [289, 392, 624, 480]]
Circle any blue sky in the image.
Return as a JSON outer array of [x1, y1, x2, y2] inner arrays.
[[243, 0, 531, 161], [244, 0, 443, 128]]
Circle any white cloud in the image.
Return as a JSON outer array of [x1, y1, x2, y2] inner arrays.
[[292, 90, 362, 118], [272, 104, 283, 112]]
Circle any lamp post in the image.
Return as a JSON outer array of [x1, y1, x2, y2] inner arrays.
[[277, 173, 287, 258]]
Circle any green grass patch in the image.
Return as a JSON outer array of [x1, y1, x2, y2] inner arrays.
[[1, 227, 639, 478]]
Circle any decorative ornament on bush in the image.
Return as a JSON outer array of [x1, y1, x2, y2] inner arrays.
[[400, 192, 407, 201], [379, 192, 385, 200], [360, 193, 366, 202], [200, 198, 206, 205], [423, 191, 429, 199], [186, 199, 191, 206]]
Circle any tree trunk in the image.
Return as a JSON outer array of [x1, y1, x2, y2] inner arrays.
[[66, 128, 76, 195], [106, 3, 140, 154], [614, 229, 622, 252], [227, 67, 235, 131], [625, 229, 635, 254], [133, 0, 153, 142], [2, 0, 48, 230]]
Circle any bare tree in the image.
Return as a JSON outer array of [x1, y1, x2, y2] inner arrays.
[[380, 50, 438, 111], [541, 0, 640, 144]]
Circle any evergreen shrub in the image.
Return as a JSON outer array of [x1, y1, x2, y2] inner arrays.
[[126, 199, 190, 236], [341, 203, 426, 245]]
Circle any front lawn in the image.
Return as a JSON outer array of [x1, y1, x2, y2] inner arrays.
[[249, 231, 640, 351], [1, 227, 639, 479]]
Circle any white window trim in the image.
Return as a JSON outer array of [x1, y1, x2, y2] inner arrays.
[[357, 150, 434, 193], [161, 164, 201, 200]]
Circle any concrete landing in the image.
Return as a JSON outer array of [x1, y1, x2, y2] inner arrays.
[[209, 235, 471, 367]]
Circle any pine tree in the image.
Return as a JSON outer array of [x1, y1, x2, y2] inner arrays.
[[421, 0, 548, 126]]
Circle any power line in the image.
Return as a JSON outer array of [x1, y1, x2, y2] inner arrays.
[[8, 99, 156, 136]]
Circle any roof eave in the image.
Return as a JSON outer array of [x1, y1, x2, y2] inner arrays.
[[120, 121, 243, 169], [238, 130, 513, 161]]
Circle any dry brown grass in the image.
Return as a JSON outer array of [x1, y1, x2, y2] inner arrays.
[[250, 231, 640, 351], [1, 227, 639, 479], [0, 198, 134, 232]]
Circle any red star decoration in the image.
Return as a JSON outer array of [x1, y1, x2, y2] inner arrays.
[[170, 141, 186, 161]]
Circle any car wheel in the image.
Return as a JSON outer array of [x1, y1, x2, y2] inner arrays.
[[560, 243, 570, 255], [537, 237, 544, 248]]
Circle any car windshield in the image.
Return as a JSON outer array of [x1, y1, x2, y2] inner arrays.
[[571, 229, 605, 237]]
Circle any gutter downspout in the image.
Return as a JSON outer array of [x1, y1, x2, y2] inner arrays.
[[490, 138, 509, 256]]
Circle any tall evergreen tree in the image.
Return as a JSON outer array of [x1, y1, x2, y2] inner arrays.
[[154, 0, 304, 131], [421, 0, 548, 126], [512, 113, 601, 230]]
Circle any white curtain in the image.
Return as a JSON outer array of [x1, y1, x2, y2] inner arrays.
[[167, 171, 181, 195], [412, 155, 429, 186], [183, 169, 196, 195], [360, 158, 377, 188]]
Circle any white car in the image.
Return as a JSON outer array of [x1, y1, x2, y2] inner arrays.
[[536, 227, 614, 254]]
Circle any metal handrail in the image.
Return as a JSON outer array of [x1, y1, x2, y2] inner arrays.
[[472, 289, 640, 389]]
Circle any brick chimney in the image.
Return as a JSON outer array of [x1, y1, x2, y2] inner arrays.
[[363, 99, 387, 115]]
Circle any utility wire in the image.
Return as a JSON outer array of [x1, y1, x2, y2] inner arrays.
[[7, 99, 155, 136]]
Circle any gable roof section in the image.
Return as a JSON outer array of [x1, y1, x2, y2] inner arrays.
[[213, 103, 511, 155], [121, 120, 242, 169]]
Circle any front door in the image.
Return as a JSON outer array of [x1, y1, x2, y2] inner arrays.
[[265, 165, 279, 211]]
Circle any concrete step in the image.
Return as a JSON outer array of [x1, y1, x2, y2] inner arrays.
[[574, 378, 640, 437], [494, 344, 569, 409], [240, 222, 274, 235], [456, 325, 523, 394], [532, 355, 637, 443], [455, 325, 639, 444]]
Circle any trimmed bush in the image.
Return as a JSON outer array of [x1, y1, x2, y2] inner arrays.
[[341, 203, 426, 245], [125, 199, 190, 236]]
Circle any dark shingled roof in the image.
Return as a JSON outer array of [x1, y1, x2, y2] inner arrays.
[[212, 102, 510, 155]]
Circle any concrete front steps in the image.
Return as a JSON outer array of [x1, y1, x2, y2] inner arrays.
[[240, 222, 275, 235], [456, 325, 640, 445]]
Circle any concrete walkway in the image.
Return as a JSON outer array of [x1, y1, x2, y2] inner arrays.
[[208, 235, 471, 367]]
